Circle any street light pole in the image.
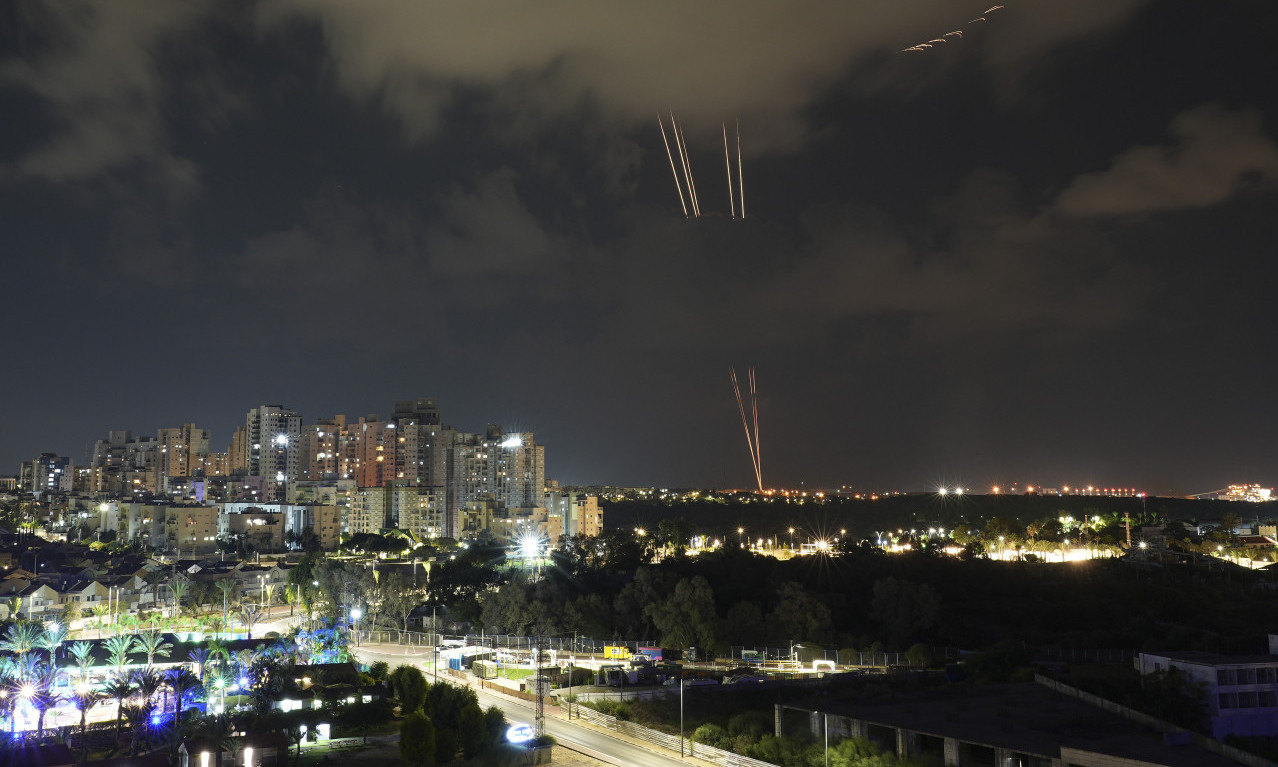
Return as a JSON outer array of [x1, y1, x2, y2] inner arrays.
[[680, 676, 685, 758]]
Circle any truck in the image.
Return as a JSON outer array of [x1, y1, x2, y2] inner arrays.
[[604, 645, 631, 660], [636, 647, 682, 663]]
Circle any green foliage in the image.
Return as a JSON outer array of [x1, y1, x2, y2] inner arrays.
[[483, 706, 507, 750], [870, 577, 940, 645], [962, 641, 1035, 682], [340, 698, 395, 743], [458, 704, 486, 758], [390, 664, 429, 713], [400, 711, 436, 767], [904, 643, 933, 667], [425, 679, 478, 732], [692, 722, 730, 748], [434, 724, 459, 764], [645, 575, 717, 650], [368, 660, 390, 682], [727, 710, 771, 739], [583, 699, 632, 720]]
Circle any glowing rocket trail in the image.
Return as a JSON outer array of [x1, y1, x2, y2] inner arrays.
[[670, 112, 700, 217], [750, 367, 760, 490], [903, 1, 1012, 52], [677, 120, 701, 217], [730, 366, 763, 492], [723, 123, 735, 219], [659, 116, 689, 218], [736, 121, 745, 219]]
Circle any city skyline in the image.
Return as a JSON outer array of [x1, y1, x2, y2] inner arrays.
[[2, 1, 1276, 494]]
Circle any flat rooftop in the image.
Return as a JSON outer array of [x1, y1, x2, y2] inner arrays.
[[795, 682, 1238, 767]]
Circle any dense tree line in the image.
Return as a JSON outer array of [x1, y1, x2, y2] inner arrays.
[[469, 535, 1278, 656]]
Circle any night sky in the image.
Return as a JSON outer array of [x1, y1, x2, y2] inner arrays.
[[2, 1, 1277, 494]]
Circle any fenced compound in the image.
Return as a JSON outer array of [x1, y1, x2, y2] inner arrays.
[[355, 630, 945, 669]]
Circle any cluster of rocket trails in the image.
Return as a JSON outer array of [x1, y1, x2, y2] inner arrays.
[[901, 4, 1005, 52], [659, 113, 745, 219], [731, 366, 763, 492]]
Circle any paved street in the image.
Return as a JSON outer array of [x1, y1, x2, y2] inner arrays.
[[352, 643, 696, 767]]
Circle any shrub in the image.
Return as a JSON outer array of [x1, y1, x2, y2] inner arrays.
[[368, 661, 389, 682], [400, 711, 435, 767], [434, 726, 459, 764], [726, 710, 770, 739], [692, 723, 729, 748], [458, 704, 486, 758], [483, 706, 507, 750], [389, 664, 429, 712]]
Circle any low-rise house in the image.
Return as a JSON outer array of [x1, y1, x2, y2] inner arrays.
[[15, 582, 61, 619]]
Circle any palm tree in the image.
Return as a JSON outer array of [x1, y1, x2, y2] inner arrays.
[[214, 578, 238, 630], [188, 647, 211, 683], [104, 634, 134, 671], [0, 620, 40, 656], [25, 657, 63, 736], [38, 621, 69, 663], [69, 682, 105, 765], [132, 631, 173, 668], [162, 667, 202, 720], [238, 605, 265, 640], [168, 579, 189, 622], [123, 667, 163, 754], [205, 637, 231, 669], [67, 640, 98, 685], [101, 671, 135, 747]]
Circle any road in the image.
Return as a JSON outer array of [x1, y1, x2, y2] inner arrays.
[[352, 644, 693, 767]]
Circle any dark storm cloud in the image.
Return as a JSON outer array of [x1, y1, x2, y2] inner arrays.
[[1054, 105, 1278, 217], [0, 0, 214, 190], [257, 0, 1147, 150], [2, 0, 1277, 491]]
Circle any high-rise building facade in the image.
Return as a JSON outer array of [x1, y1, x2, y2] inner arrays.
[[246, 405, 301, 499], [157, 423, 210, 479]]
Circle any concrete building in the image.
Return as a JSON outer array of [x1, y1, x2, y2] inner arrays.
[[782, 682, 1239, 767], [346, 486, 388, 535], [1137, 650, 1278, 738], [546, 492, 603, 540], [245, 405, 301, 499], [298, 416, 346, 481], [157, 423, 211, 480], [447, 425, 544, 535], [220, 507, 285, 553], [349, 416, 398, 488], [390, 484, 447, 539], [23, 452, 73, 493], [162, 505, 221, 556], [391, 398, 450, 487]]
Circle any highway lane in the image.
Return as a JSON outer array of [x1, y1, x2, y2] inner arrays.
[[352, 644, 690, 767]]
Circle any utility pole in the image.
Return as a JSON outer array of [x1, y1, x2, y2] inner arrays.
[[534, 634, 545, 740]]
